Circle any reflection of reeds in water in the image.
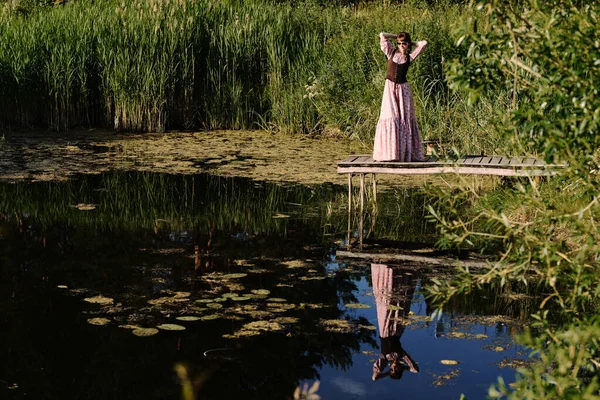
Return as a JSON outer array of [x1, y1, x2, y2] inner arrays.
[[343, 186, 440, 244], [0, 172, 440, 242], [0, 172, 336, 234], [428, 277, 540, 322]]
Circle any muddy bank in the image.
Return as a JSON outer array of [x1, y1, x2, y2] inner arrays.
[[0, 130, 443, 187]]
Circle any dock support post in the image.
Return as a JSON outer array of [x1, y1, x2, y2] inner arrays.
[[347, 174, 353, 211], [360, 173, 365, 213], [347, 174, 352, 249], [358, 207, 363, 248], [372, 173, 377, 204]]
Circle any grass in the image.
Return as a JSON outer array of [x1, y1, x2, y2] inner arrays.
[[0, 0, 505, 154]]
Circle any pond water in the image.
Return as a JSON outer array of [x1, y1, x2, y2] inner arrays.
[[0, 172, 532, 399]]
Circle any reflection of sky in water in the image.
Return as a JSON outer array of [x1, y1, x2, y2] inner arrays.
[[311, 271, 526, 400]]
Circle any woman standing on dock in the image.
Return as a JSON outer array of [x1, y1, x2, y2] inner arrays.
[[373, 32, 427, 162]]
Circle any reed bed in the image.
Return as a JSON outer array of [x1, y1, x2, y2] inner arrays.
[[0, 0, 504, 154]]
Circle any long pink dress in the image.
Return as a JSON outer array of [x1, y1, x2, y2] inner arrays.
[[373, 35, 428, 162], [371, 263, 418, 377]]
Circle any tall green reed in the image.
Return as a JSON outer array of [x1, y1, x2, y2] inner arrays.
[[0, 0, 503, 154]]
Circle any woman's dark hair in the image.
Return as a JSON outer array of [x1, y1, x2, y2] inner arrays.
[[389, 366, 405, 380], [397, 32, 413, 62]]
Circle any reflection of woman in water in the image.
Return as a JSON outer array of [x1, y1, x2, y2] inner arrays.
[[371, 263, 419, 380]]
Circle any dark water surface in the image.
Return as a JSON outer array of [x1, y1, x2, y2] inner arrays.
[[0, 172, 530, 399]]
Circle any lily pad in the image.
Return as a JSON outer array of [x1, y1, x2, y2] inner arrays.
[[282, 260, 309, 269], [319, 319, 354, 333], [223, 330, 261, 339], [248, 268, 270, 274], [222, 273, 247, 279], [119, 324, 142, 330], [251, 289, 271, 295], [267, 303, 295, 310], [87, 317, 111, 326], [299, 276, 326, 281], [249, 294, 268, 299], [242, 321, 284, 332], [231, 296, 251, 301], [176, 316, 201, 322], [226, 283, 245, 291], [148, 296, 188, 305], [206, 303, 223, 309], [359, 324, 377, 330], [272, 213, 290, 219], [440, 360, 460, 365], [57, 285, 68, 289], [242, 310, 273, 319], [71, 203, 96, 211], [272, 317, 299, 324], [157, 324, 186, 331], [200, 314, 221, 321], [268, 298, 287, 303], [345, 303, 371, 309], [84, 295, 114, 305], [132, 328, 159, 337]]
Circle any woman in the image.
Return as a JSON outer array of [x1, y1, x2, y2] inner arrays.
[[371, 263, 420, 381], [373, 32, 427, 162]]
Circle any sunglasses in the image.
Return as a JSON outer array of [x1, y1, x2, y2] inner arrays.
[[397, 41, 409, 45]]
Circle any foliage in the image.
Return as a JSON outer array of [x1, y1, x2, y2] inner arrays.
[[428, 0, 600, 398]]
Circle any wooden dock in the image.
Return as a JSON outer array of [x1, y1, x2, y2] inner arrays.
[[338, 154, 564, 211], [335, 249, 488, 269]]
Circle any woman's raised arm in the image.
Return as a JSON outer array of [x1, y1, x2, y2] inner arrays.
[[410, 40, 428, 60], [379, 32, 396, 59], [379, 32, 396, 40]]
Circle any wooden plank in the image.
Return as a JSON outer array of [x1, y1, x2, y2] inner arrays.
[[489, 156, 503, 165], [463, 156, 483, 165], [340, 155, 359, 163], [363, 156, 375, 163], [507, 157, 524, 165], [456, 156, 469, 165], [335, 250, 488, 269], [337, 154, 565, 173], [338, 165, 559, 176], [338, 160, 453, 168]]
